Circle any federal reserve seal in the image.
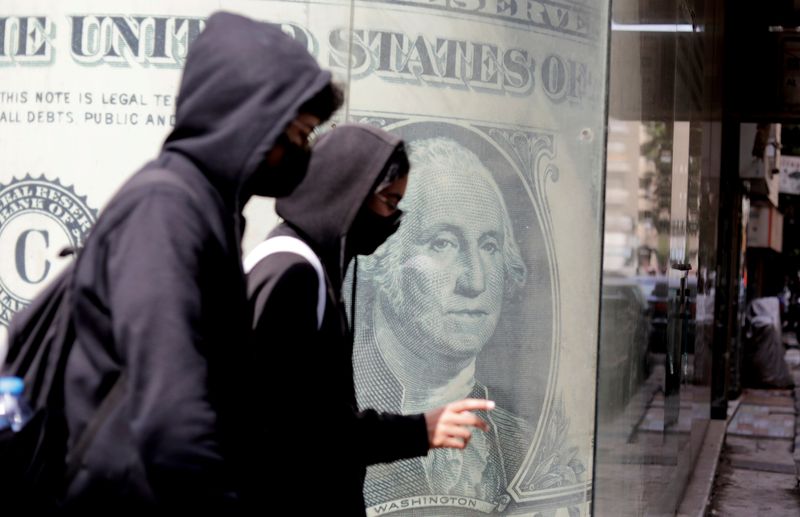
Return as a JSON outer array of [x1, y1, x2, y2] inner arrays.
[[0, 175, 97, 328]]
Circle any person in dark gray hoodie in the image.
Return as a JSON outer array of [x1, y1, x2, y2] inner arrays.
[[245, 124, 495, 515], [60, 12, 340, 513]]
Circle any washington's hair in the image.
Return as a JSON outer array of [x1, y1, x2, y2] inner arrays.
[[362, 137, 527, 306]]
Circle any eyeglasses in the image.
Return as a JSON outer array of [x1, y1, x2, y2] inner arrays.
[[286, 120, 319, 151], [374, 192, 402, 212]]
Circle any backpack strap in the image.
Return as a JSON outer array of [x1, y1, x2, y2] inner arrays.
[[243, 236, 326, 331]]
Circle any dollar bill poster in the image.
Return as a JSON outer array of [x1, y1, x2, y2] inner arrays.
[[0, 2, 609, 514]]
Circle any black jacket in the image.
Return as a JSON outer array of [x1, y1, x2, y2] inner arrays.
[[61, 11, 331, 513], [247, 124, 430, 515]]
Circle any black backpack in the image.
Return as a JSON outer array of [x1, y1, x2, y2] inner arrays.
[[0, 168, 189, 509], [0, 258, 74, 508], [0, 254, 124, 511]]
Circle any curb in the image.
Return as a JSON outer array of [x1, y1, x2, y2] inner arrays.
[[676, 418, 729, 517], [794, 383, 800, 482]]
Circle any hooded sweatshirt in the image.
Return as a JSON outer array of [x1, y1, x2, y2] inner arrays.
[[61, 11, 331, 513], [246, 124, 430, 515]]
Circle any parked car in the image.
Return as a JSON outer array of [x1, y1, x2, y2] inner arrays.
[[599, 274, 652, 414]]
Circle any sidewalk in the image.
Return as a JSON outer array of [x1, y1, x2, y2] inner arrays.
[[597, 341, 800, 516], [706, 346, 800, 516]]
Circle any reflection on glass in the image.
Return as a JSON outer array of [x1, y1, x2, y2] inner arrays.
[[594, 1, 717, 515]]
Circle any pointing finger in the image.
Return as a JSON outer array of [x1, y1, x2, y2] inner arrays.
[[449, 399, 495, 413]]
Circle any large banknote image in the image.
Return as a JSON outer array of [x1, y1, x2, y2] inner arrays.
[[0, 1, 606, 513], [352, 120, 585, 515]]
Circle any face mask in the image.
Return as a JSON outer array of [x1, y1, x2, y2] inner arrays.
[[246, 133, 311, 198], [348, 207, 404, 256]]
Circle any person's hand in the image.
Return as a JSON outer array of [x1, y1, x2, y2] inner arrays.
[[424, 399, 495, 449]]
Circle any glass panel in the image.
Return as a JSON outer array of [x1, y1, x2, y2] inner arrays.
[[0, 2, 614, 516], [594, 0, 719, 515], [345, 1, 611, 515]]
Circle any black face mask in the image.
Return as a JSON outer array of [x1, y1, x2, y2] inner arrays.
[[347, 207, 404, 257], [246, 133, 311, 198]]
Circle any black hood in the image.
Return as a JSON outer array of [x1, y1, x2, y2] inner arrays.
[[276, 123, 404, 286], [163, 11, 331, 209]]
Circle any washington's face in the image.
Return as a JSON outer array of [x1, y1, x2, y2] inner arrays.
[[389, 169, 506, 360]]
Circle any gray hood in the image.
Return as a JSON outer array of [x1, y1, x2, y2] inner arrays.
[[276, 123, 405, 287]]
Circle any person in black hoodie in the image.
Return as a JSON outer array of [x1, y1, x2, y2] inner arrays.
[[60, 12, 340, 513], [245, 123, 495, 515]]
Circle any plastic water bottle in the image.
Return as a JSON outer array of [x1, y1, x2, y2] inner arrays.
[[0, 376, 32, 432]]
